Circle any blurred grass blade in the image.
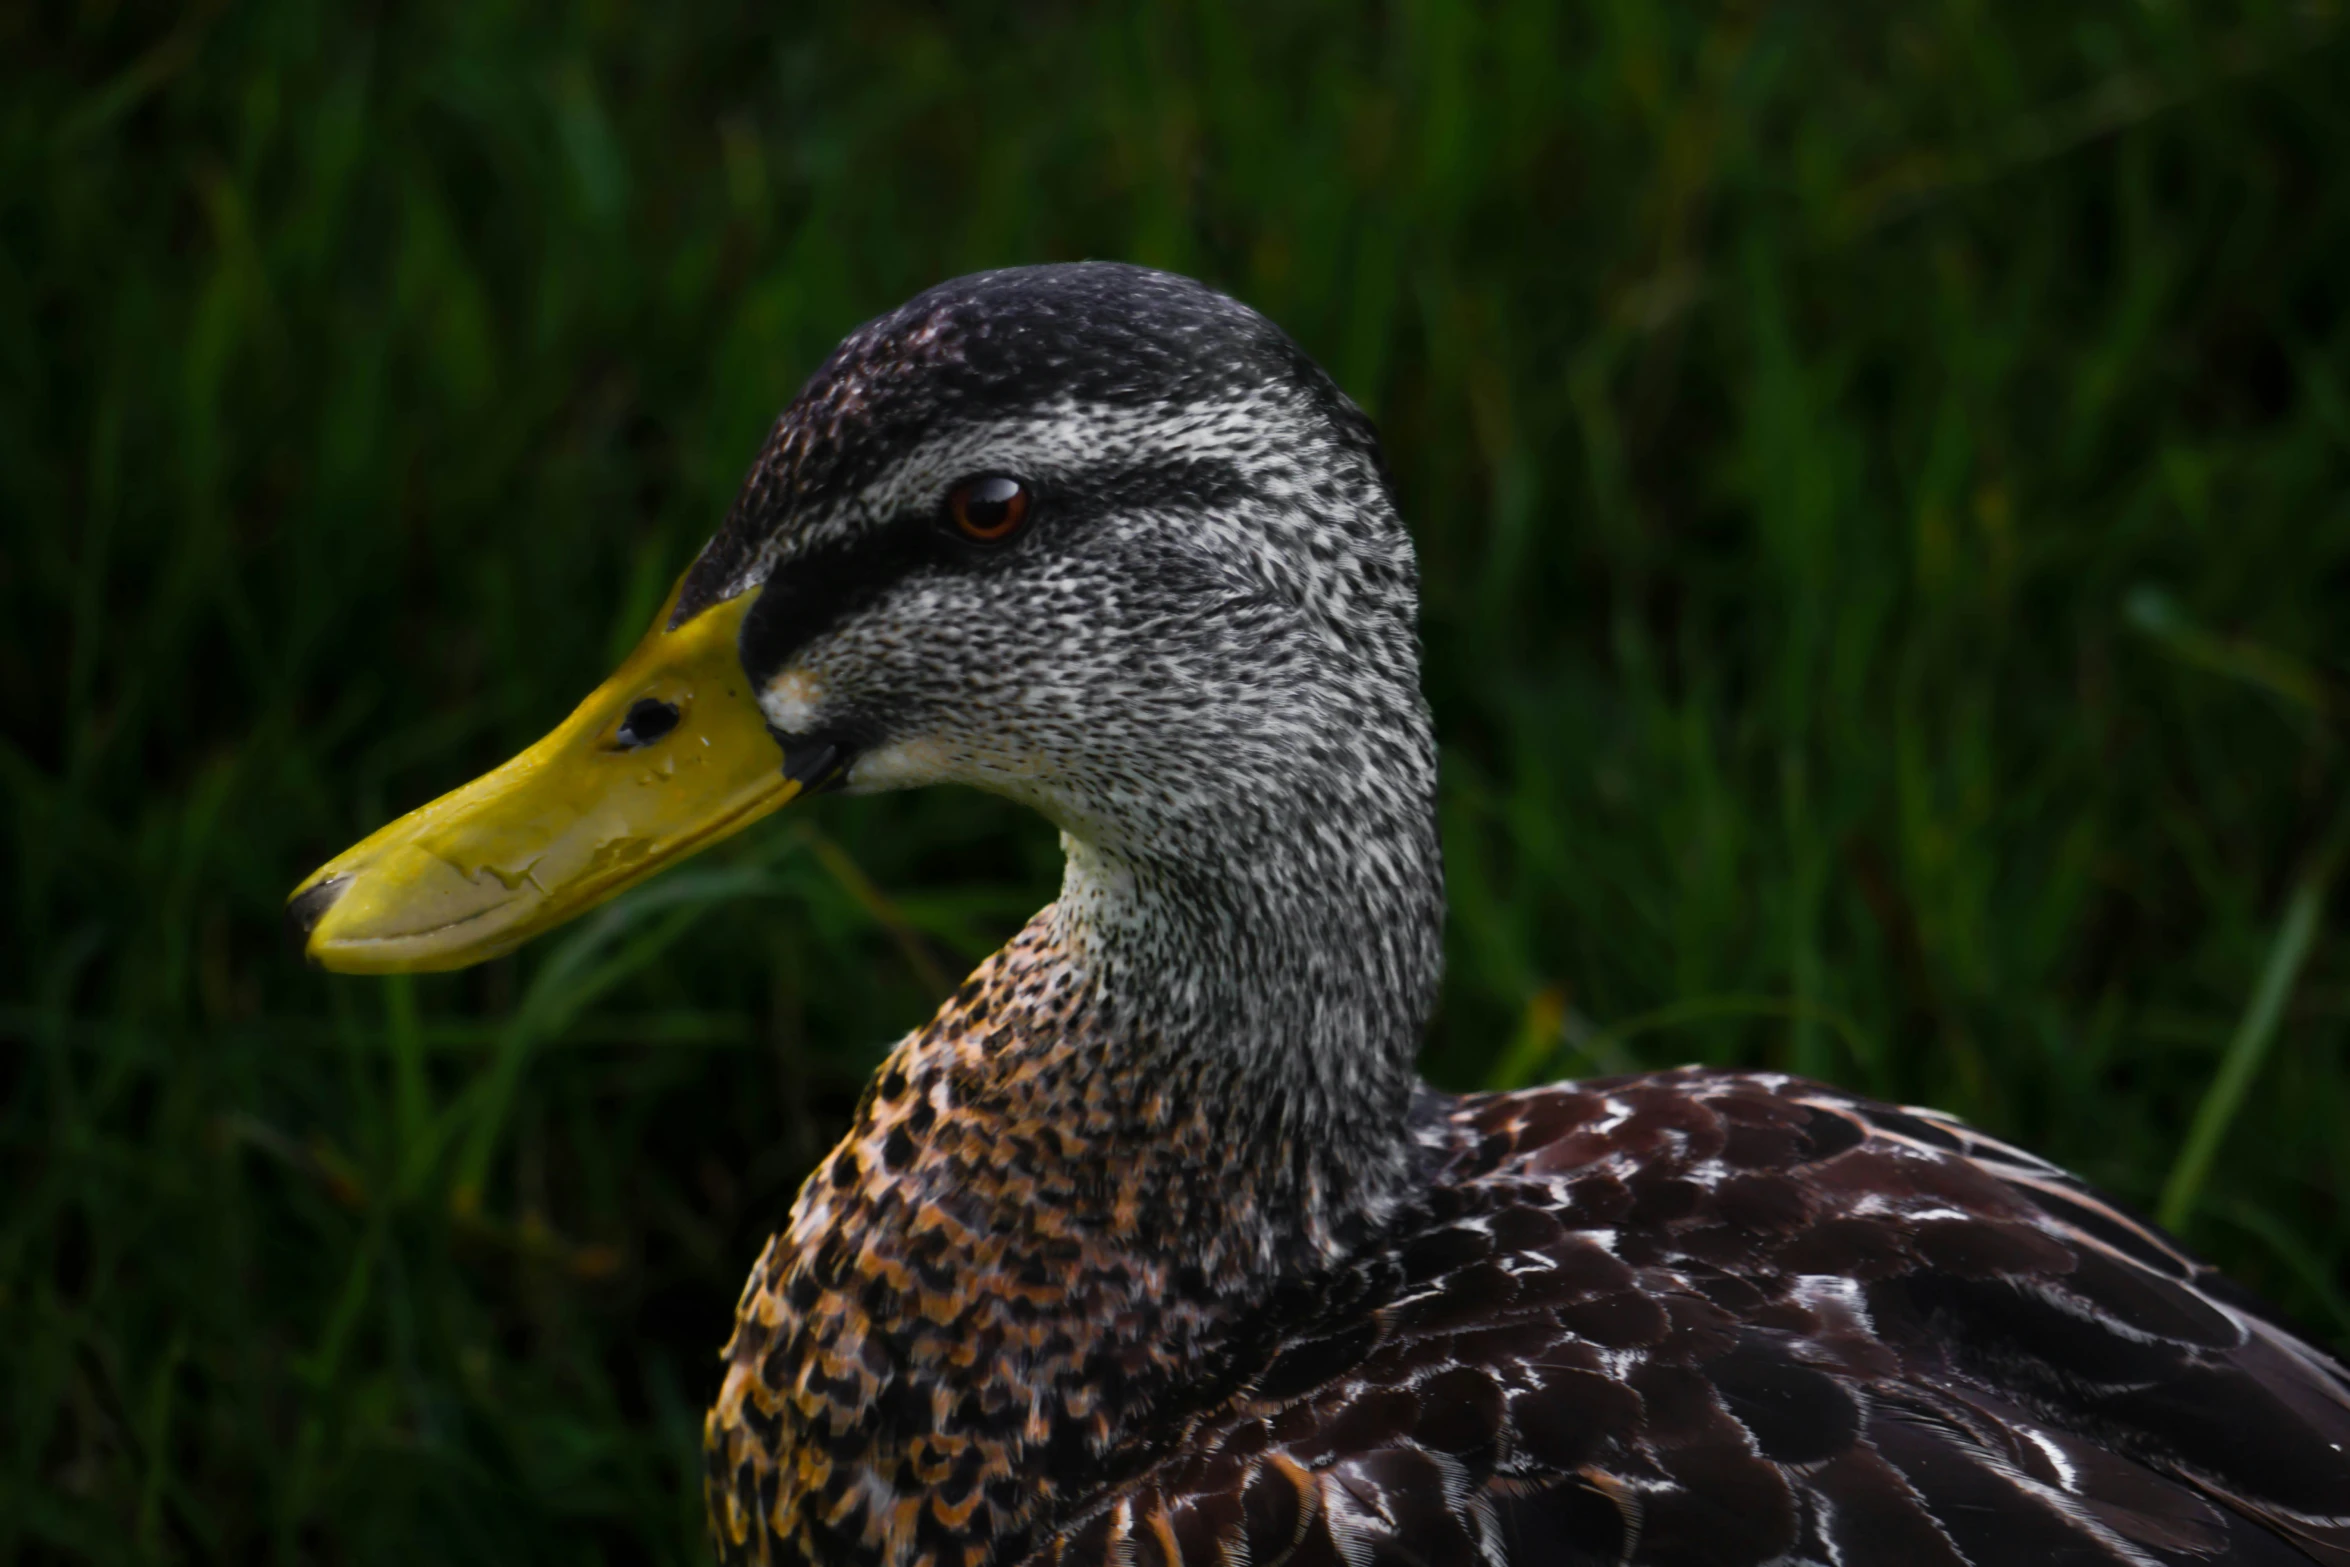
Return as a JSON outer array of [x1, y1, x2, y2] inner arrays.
[[1490, 987, 1567, 1089], [2214, 1198, 2350, 1345], [2125, 585, 2333, 724], [383, 973, 432, 1195], [805, 829, 953, 997], [2158, 872, 2327, 1233], [447, 844, 805, 1209]]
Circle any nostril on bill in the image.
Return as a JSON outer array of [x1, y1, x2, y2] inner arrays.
[[287, 874, 352, 952], [613, 697, 682, 750]]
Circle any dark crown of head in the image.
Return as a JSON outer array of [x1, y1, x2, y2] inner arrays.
[[678, 262, 1381, 621]]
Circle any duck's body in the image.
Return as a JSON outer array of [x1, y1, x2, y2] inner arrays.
[[292, 263, 2350, 1566], [706, 927, 2350, 1567]]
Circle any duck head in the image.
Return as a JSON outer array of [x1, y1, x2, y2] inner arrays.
[[290, 263, 1438, 999]]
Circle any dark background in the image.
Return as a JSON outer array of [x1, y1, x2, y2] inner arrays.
[[7, 3, 2349, 1561]]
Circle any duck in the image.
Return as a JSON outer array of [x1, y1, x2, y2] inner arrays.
[[288, 262, 2350, 1567]]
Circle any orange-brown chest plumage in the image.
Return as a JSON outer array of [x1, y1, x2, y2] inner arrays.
[[704, 915, 1316, 1567]]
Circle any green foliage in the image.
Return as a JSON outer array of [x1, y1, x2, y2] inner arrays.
[[6, 2, 2348, 1560]]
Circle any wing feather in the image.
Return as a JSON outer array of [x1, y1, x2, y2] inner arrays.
[[1028, 1072, 2350, 1567]]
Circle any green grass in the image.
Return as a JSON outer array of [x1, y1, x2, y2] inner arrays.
[[6, 2, 2349, 1560]]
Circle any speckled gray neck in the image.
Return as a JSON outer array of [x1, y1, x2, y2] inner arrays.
[[1045, 702, 1443, 1263]]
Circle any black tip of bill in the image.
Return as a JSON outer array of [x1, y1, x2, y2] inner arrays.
[[286, 874, 350, 960]]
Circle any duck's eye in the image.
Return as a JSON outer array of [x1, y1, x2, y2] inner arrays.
[[945, 475, 1030, 543], [614, 697, 681, 749]]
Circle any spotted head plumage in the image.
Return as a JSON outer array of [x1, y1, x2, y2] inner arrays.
[[678, 262, 1404, 622], [680, 265, 1421, 765]]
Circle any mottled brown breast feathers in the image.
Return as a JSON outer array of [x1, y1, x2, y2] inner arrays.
[[705, 918, 1355, 1567]]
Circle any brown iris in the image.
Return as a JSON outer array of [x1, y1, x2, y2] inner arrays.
[[946, 475, 1030, 542]]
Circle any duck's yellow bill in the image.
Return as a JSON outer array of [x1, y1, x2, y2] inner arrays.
[[288, 580, 796, 974]]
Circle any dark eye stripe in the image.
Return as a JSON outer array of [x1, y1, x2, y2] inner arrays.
[[738, 511, 950, 693], [735, 454, 1249, 688]]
